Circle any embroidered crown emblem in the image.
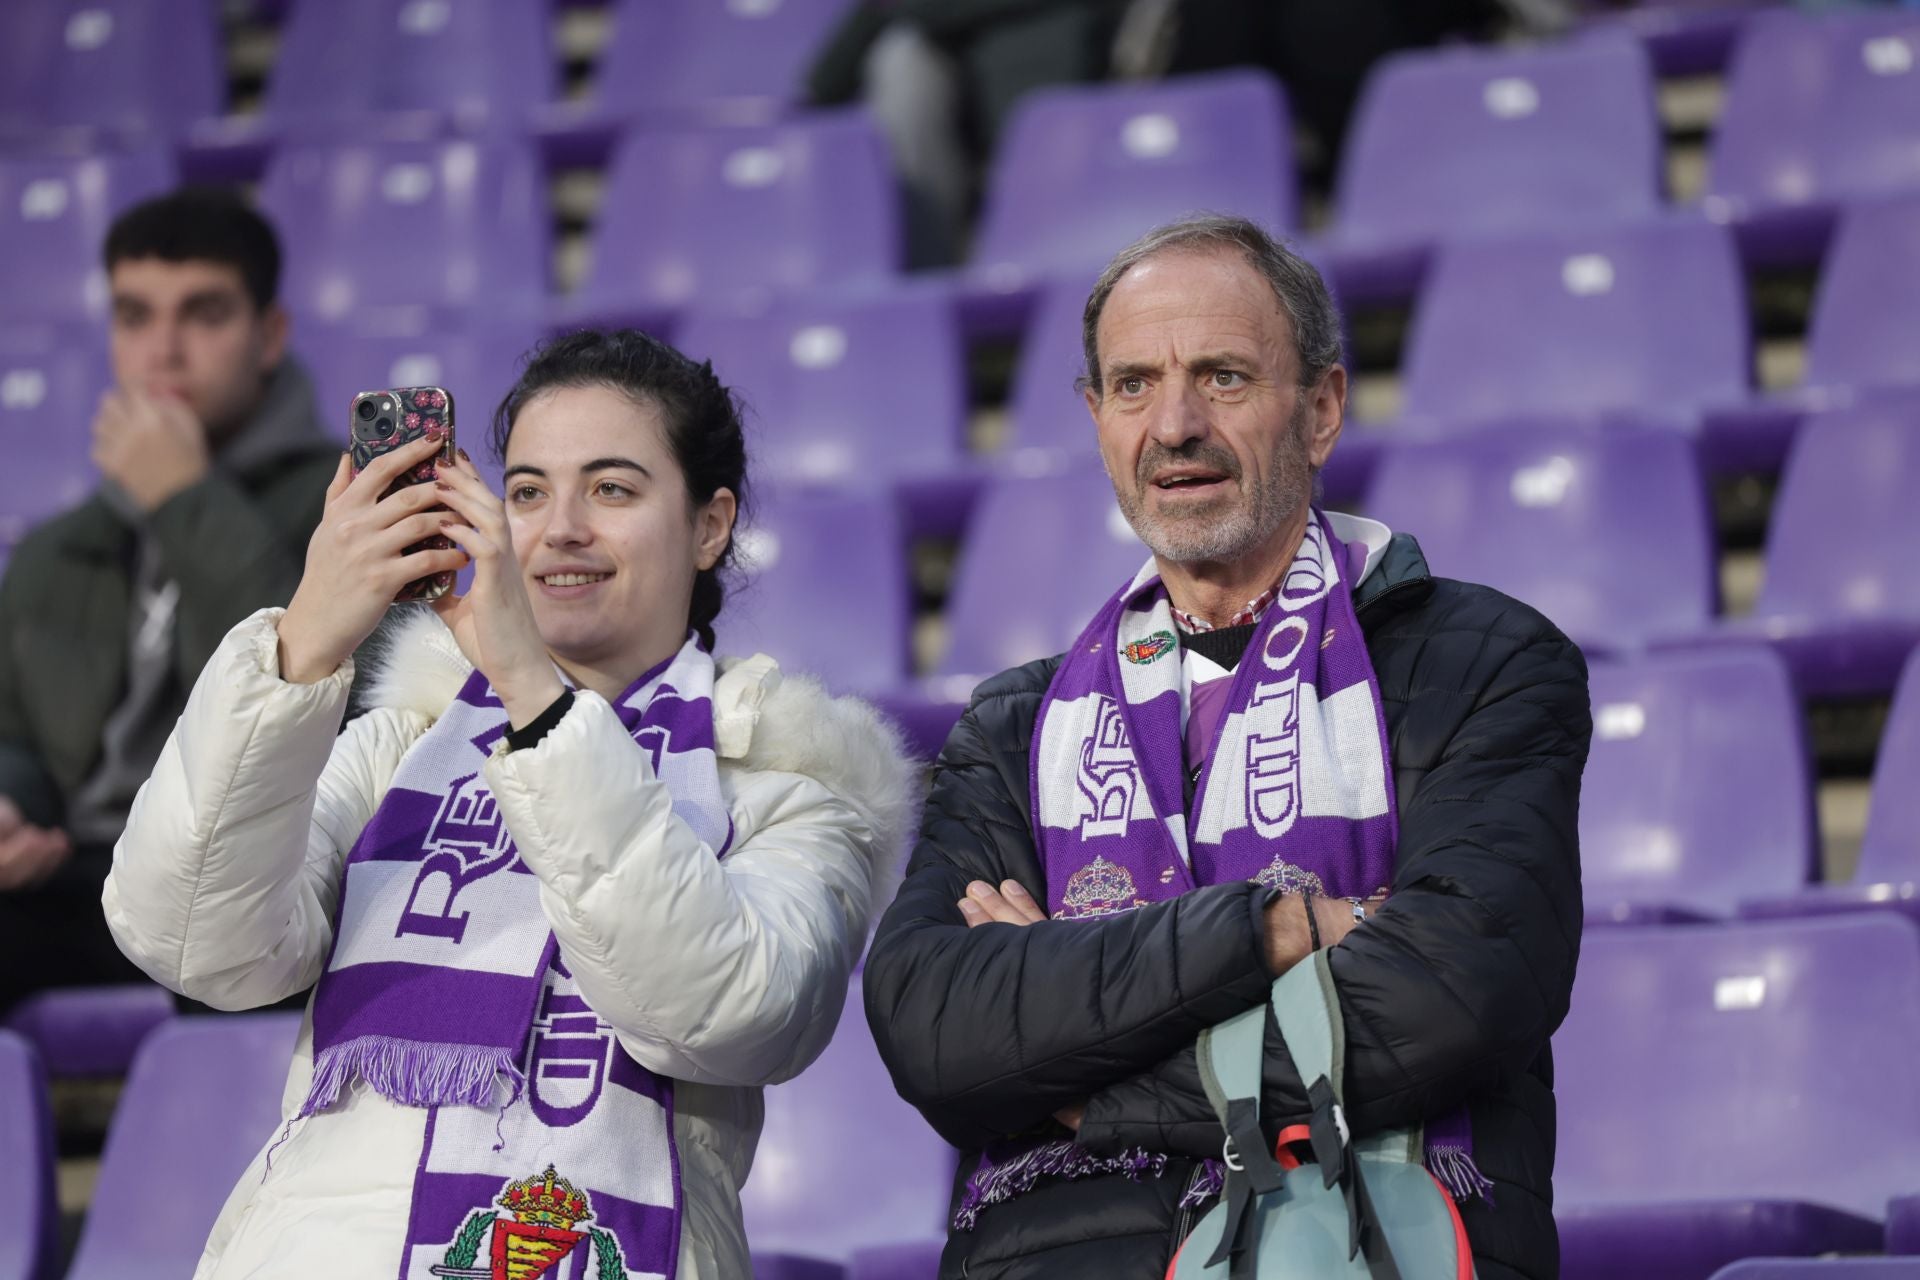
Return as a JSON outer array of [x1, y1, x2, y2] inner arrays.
[[1252, 856, 1325, 895], [1061, 855, 1140, 918], [499, 1165, 591, 1230], [1124, 631, 1176, 665]]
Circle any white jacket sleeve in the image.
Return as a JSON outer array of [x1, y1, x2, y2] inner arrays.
[[103, 609, 414, 1010], [486, 692, 877, 1089]]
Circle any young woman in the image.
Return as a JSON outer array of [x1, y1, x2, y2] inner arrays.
[[104, 329, 916, 1279]]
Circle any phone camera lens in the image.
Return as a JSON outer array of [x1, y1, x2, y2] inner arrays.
[[355, 399, 378, 422], [375, 416, 394, 434]]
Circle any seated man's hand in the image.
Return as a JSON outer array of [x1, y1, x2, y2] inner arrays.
[[92, 387, 211, 514], [956, 879, 1083, 1129], [957, 878, 1046, 927], [0, 796, 70, 892], [1261, 890, 1390, 975]]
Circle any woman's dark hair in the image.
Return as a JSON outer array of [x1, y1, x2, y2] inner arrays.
[[490, 328, 750, 650]]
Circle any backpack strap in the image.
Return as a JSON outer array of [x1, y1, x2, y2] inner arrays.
[[1196, 1003, 1285, 1276]]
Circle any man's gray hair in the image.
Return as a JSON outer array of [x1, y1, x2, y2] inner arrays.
[[1079, 214, 1344, 397]]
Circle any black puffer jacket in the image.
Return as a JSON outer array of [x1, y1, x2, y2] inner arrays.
[[864, 534, 1590, 1280]]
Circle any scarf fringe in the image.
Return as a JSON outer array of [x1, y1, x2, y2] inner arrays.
[[953, 1142, 1168, 1232], [1179, 1160, 1227, 1209], [1427, 1143, 1495, 1205], [298, 1034, 526, 1119]]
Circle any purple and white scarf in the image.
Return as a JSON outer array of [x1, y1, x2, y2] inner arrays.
[[957, 511, 1488, 1230], [301, 637, 730, 1280]]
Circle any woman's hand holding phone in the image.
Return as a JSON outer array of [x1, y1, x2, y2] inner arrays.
[[277, 436, 469, 685], [430, 451, 564, 730]]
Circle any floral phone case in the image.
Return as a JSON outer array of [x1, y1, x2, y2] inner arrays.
[[348, 385, 458, 603]]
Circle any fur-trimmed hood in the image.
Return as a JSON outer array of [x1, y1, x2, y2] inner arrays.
[[353, 606, 920, 902]]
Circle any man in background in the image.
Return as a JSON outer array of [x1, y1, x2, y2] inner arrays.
[[0, 188, 337, 1013]]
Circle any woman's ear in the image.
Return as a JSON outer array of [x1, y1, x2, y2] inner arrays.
[[694, 487, 738, 572]]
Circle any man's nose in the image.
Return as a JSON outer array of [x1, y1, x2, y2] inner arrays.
[[1146, 377, 1210, 449]]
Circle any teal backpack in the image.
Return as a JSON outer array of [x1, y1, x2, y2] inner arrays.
[[1167, 951, 1476, 1280]]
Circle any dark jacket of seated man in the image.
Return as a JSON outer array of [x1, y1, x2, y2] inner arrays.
[[0, 188, 336, 1014], [864, 216, 1590, 1280]]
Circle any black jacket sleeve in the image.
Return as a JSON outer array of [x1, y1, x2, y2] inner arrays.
[[1076, 611, 1590, 1159], [863, 663, 1282, 1152], [0, 564, 62, 827]]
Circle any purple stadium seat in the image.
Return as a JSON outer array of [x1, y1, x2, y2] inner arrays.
[[1323, 36, 1661, 302], [0, 1030, 58, 1280], [65, 1014, 301, 1280], [966, 72, 1295, 307], [1707, 10, 1920, 263], [0, 151, 174, 327], [1555, 915, 1920, 1280], [1743, 645, 1920, 924], [259, 139, 549, 326], [0, 0, 222, 149], [570, 114, 899, 330], [1581, 647, 1816, 924], [1738, 396, 1920, 697], [847, 1240, 947, 1280], [939, 462, 1149, 680], [1571, 0, 1777, 76], [1363, 426, 1717, 655], [573, 0, 852, 130], [0, 326, 106, 547], [715, 488, 911, 698], [676, 289, 969, 500], [742, 981, 958, 1273], [2, 984, 174, 1078], [1398, 217, 1749, 445], [1802, 194, 1920, 402], [1003, 275, 1099, 468], [1710, 1263, 1920, 1280], [295, 313, 542, 492], [258, 0, 554, 140]]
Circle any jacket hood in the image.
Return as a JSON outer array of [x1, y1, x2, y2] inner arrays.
[[353, 605, 920, 904]]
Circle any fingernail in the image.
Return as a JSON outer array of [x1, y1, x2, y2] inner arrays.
[[958, 899, 983, 919], [457, 447, 472, 462], [967, 881, 996, 901], [1001, 880, 1029, 899]]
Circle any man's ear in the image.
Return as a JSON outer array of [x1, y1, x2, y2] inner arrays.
[[1305, 365, 1346, 470], [695, 487, 738, 572], [258, 303, 290, 372]]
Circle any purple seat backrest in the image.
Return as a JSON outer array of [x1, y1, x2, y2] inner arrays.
[[1006, 275, 1101, 463], [1859, 646, 1920, 885], [1582, 647, 1815, 915], [1708, 10, 1920, 219], [1400, 218, 1748, 427], [264, 0, 554, 135], [972, 71, 1296, 288], [740, 979, 957, 1259], [0, 0, 221, 142], [0, 1030, 57, 1280], [295, 314, 544, 492], [676, 290, 966, 487], [589, 0, 853, 124], [715, 487, 910, 695], [1755, 396, 1920, 626], [941, 462, 1149, 678], [0, 326, 106, 545], [0, 151, 175, 327], [1713, 1261, 1920, 1280], [578, 114, 898, 316], [1555, 914, 1920, 1216], [260, 139, 549, 323], [1363, 426, 1717, 653], [1335, 37, 1661, 247], [1804, 194, 1920, 393], [66, 1014, 302, 1280]]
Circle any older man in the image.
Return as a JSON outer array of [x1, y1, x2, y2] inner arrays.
[[865, 215, 1589, 1280]]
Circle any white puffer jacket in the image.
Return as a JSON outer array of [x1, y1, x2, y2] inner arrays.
[[103, 608, 917, 1280]]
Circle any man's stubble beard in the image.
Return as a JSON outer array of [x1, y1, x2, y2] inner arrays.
[[1113, 397, 1315, 565]]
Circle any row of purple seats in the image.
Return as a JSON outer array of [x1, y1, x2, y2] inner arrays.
[[741, 980, 957, 1278], [0, 1029, 58, 1280], [0, 0, 853, 158], [1555, 912, 1920, 1279], [1713, 1265, 1920, 1280]]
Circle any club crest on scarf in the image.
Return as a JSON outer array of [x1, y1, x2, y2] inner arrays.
[[432, 1165, 628, 1280]]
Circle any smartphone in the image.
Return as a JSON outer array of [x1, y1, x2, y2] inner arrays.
[[349, 385, 458, 604]]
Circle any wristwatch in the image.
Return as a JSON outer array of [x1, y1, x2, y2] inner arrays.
[[1349, 897, 1369, 925]]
